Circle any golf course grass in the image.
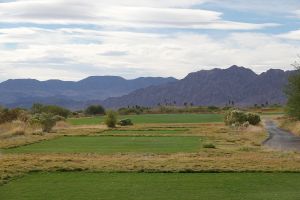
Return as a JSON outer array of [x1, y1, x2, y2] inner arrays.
[[3, 136, 202, 154], [1, 172, 300, 200], [102, 129, 188, 135], [68, 113, 224, 125]]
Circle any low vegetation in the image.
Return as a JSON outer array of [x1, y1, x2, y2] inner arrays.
[[118, 119, 133, 126], [105, 110, 118, 128], [29, 113, 61, 133], [31, 104, 71, 118], [0, 108, 27, 124], [224, 110, 261, 126]]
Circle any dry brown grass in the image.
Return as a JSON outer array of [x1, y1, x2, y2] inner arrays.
[[279, 118, 300, 136], [0, 121, 108, 149], [1, 150, 300, 185]]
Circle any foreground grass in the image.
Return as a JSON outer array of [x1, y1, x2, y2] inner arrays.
[[3, 136, 202, 154], [1, 172, 300, 200], [68, 113, 224, 125]]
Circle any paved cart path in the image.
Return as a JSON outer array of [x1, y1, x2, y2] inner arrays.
[[264, 121, 300, 152]]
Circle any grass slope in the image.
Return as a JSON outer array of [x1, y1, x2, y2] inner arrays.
[[1, 172, 300, 200], [3, 136, 202, 154], [68, 114, 224, 125]]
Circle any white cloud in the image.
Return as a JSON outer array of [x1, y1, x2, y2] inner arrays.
[[278, 30, 300, 40], [0, 0, 278, 30], [0, 0, 298, 81], [0, 27, 297, 81], [294, 10, 300, 18]]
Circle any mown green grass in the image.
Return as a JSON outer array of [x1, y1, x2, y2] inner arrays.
[[68, 113, 224, 125], [3, 136, 202, 154], [102, 129, 187, 135], [1, 172, 300, 200]]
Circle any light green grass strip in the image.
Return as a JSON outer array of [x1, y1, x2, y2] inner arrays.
[[3, 136, 202, 154], [68, 113, 224, 125]]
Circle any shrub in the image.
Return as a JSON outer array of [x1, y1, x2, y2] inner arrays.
[[246, 112, 261, 125], [85, 105, 105, 115], [31, 104, 71, 118], [29, 113, 58, 133], [17, 110, 30, 122], [224, 110, 247, 126], [203, 143, 216, 149], [0, 108, 23, 124], [118, 119, 133, 126], [224, 110, 261, 126], [207, 106, 220, 111], [104, 111, 118, 128], [53, 115, 66, 122]]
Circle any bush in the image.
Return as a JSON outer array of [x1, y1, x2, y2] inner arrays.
[[118, 119, 133, 126], [246, 112, 261, 125], [31, 104, 71, 118], [85, 105, 105, 115], [203, 143, 216, 149], [224, 110, 261, 126], [224, 110, 247, 126], [17, 110, 30, 122], [0, 108, 25, 124], [207, 106, 220, 111], [53, 115, 66, 122], [104, 111, 118, 128], [29, 113, 58, 133]]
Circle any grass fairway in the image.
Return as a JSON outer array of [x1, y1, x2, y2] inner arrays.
[[102, 129, 188, 135], [3, 136, 202, 154], [68, 113, 223, 125], [1, 172, 300, 200]]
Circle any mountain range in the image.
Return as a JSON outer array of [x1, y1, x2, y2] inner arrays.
[[101, 66, 292, 108], [0, 76, 176, 109], [0, 66, 293, 109]]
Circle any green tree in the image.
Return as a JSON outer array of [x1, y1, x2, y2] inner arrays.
[[286, 60, 300, 119], [104, 110, 118, 128], [85, 105, 105, 115]]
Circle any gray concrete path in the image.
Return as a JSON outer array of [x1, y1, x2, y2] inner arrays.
[[264, 121, 300, 152]]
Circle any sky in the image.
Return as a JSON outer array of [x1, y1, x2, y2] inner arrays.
[[0, 0, 299, 81]]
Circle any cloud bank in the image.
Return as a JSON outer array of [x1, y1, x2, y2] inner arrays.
[[0, 0, 299, 81]]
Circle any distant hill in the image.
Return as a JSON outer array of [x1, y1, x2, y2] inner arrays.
[[0, 76, 177, 109], [101, 66, 293, 108]]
